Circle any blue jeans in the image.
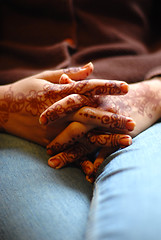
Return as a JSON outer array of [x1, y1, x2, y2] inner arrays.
[[0, 133, 93, 240], [86, 122, 161, 240], [1, 123, 161, 240]]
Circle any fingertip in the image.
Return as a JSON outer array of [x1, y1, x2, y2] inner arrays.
[[59, 74, 73, 84], [48, 157, 61, 169], [86, 175, 95, 183], [82, 62, 94, 75], [126, 119, 136, 131], [119, 135, 132, 147], [83, 164, 94, 176], [120, 82, 129, 94], [82, 62, 93, 70], [39, 115, 48, 125]]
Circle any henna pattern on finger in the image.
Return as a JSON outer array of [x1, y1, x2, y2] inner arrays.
[[84, 81, 128, 96], [43, 95, 98, 123], [101, 114, 128, 129], [86, 132, 132, 147], [79, 158, 94, 176], [78, 110, 134, 131], [63, 67, 82, 74], [94, 81, 122, 95], [48, 142, 92, 169], [63, 63, 93, 80], [47, 131, 85, 155]]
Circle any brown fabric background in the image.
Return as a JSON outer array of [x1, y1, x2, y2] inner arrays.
[[1, 0, 161, 84]]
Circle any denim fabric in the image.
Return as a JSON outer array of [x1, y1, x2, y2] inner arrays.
[[86, 123, 161, 240], [0, 134, 93, 240], [1, 123, 161, 240]]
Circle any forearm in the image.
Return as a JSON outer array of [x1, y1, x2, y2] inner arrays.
[[129, 78, 161, 135], [130, 78, 161, 118], [139, 77, 161, 118]]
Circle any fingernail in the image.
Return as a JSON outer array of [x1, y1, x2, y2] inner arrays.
[[120, 83, 129, 94], [86, 175, 95, 184], [48, 158, 61, 169], [59, 74, 72, 84], [119, 136, 132, 146], [39, 115, 48, 125], [126, 119, 136, 131], [82, 62, 93, 69], [60, 73, 69, 80]]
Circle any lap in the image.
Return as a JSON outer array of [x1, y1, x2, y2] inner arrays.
[[86, 123, 161, 240], [0, 134, 93, 240]]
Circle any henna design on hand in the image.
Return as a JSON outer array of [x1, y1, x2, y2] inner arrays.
[[25, 90, 49, 116], [1, 79, 107, 126], [0, 87, 25, 125], [100, 82, 161, 120], [0, 85, 50, 126]]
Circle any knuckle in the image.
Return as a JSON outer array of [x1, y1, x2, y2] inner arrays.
[[43, 70, 52, 76]]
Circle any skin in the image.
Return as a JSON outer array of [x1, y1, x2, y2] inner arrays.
[[2, 63, 160, 182], [0, 63, 132, 153], [0, 63, 95, 144], [45, 77, 161, 181]]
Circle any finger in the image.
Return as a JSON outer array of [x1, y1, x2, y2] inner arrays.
[[77, 157, 94, 176], [71, 107, 136, 132], [86, 175, 95, 184], [59, 74, 75, 84], [58, 79, 129, 97], [48, 140, 95, 169], [45, 79, 128, 101], [93, 148, 117, 174], [86, 132, 132, 148], [46, 122, 93, 155], [33, 62, 94, 83], [39, 94, 98, 125]]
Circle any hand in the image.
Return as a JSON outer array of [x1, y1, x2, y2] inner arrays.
[[0, 63, 95, 145], [46, 78, 161, 182], [40, 75, 135, 170], [40, 73, 133, 151], [0, 63, 130, 147]]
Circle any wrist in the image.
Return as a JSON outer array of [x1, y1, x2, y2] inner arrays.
[[0, 84, 11, 132], [141, 78, 161, 119]]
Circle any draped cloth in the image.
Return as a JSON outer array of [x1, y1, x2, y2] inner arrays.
[[1, 0, 161, 84]]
